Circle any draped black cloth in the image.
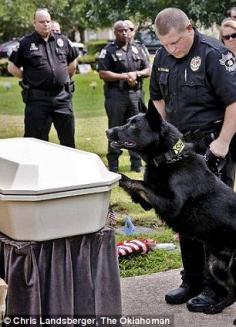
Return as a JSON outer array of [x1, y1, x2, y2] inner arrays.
[[0, 228, 121, 324]]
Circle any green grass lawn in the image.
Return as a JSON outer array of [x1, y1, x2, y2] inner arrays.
[[0, 73, 182, 277]]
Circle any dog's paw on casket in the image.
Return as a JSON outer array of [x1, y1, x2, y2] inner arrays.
[[119, 174, 132, 188]]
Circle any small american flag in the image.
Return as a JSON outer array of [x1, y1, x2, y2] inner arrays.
[[117, 239, 156, 258], [106, 208, 117, 227]]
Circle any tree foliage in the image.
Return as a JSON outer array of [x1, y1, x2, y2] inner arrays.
[[0, 0, 35, 40], [0, 0, 236, 42], [188, 0, 231, 27]]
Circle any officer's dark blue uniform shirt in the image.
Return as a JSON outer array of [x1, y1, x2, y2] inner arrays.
[[150, 30, 236, 132], [98, 41, 149, 90], [9, 31, 77, 92]]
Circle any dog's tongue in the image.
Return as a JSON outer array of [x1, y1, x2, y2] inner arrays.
[[110, 141, 122, 148], [111, 140, 136, 149]]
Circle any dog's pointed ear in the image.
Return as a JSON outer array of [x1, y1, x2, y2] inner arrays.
[[146, 99, 163, 132]]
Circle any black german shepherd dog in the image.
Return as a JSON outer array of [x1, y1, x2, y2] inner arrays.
[[106, 100, 236, 314]]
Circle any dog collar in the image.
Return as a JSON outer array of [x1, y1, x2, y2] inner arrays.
[[153, 139, 185, 167]]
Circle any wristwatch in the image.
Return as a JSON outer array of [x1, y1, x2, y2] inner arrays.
[[136, 71, 142, 78]]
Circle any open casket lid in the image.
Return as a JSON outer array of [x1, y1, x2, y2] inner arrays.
[[0, 138, 120, 195]]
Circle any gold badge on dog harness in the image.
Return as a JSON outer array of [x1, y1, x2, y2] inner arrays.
[[173, 139, 185, 155], [153, 139, 185, 167]]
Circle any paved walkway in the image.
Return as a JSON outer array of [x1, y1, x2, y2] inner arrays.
[[121, 268, 236, 327]]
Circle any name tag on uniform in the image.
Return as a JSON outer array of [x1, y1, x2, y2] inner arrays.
[[157, 67, 169, 72], [116, 51, 123, 57]]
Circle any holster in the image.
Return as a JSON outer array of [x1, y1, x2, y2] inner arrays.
[[183, 121, 225, 178], [64, 80, 75, 94], [183, 121, 222, 154], [19, 80, 30, 103]]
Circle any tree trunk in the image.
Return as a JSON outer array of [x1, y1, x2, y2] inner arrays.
[[78, 26, 85, 43]]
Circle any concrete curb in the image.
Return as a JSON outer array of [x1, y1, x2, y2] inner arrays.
[[121, 268, 236, 327]]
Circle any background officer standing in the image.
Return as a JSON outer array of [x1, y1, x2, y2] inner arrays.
[[51, 20, 61, 34], [8, 8, 77, 148], [150, 7, 236, 314], [124, 19, 150, 62], [124, 19, 150, 113], [98, 20, 150, 173], [227, 6, 236, 19]]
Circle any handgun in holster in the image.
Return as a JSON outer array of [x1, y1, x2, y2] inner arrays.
[[19, 80, 30, 103], [204, 149, 225, 177], [65, 80, 75, 94]]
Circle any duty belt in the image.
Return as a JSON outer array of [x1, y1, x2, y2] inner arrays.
[[107, 81, 141, 91], [29, 88, 64, 97], [183, 120, 222, 142]]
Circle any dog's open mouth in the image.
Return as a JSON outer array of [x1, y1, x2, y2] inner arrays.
[[111, 140, 136, 149]]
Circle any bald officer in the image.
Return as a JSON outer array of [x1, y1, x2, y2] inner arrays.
[[8, 8, 77, 148], [98, 20, 150, 172]]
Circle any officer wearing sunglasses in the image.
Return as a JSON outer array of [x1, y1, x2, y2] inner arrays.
[[220, 18, 236, 55], [124, 20, 150, 61]]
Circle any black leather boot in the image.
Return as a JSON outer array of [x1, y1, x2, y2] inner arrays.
[[165, 269, 202, 304], [187, 288, 235, 314], [108, 160, 119, 173], [165, 280, 202, 304]]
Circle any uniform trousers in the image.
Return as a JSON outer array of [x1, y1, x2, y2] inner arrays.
[[180, 130, 235, 295], [104, 87, 142, 169], [24, 89, 75, 148]]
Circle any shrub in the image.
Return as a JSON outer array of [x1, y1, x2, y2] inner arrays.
[[86, 39, 108, 55], [77, 54, 98, 70], [0, 59, 9, 76]]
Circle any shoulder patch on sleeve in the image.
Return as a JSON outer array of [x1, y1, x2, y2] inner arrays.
[[219, 52, 236, 72], [99, 49, 107, 59], [11, 42, 20, 54]]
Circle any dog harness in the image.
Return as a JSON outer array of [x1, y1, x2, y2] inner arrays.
[[152, 138, 186, 167]]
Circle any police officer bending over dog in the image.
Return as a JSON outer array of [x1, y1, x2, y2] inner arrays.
[[8, 8, 77, 148], [98, 20, 150, 173], [150, 8, 236, 314]]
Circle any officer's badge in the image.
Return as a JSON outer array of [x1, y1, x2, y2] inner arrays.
[[190, 56, 201, 71], [30, 43, 38, 51], [99, 49, 107, 59], [57, 38, 64, 47], [131, 46, 138, 54], [219, 52, 236, 72]]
